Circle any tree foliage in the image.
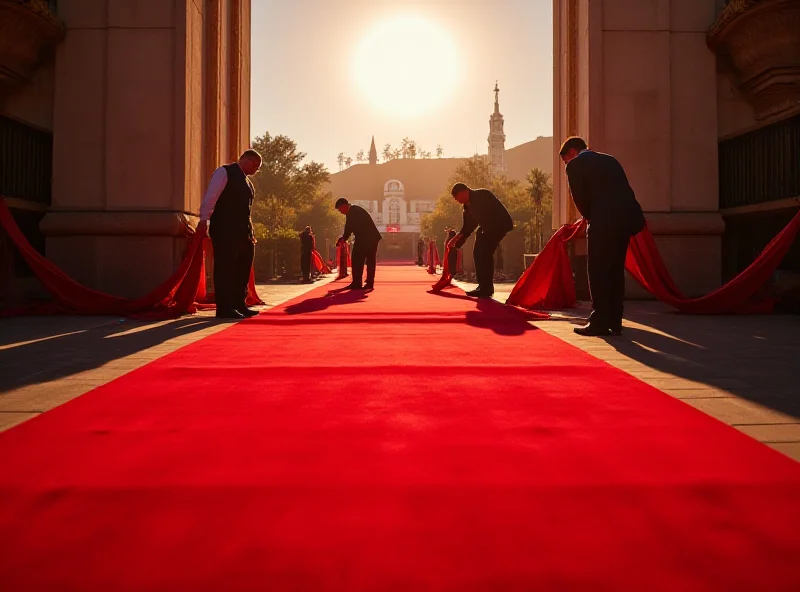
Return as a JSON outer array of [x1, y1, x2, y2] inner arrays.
[[420, 157, 553, 253]]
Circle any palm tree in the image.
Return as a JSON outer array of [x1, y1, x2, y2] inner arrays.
[[436, 145, 444, 158], [345, 156, 353, 168], [337, 152, 345, 172], [356, 150, 365, 163], [526, 168, 553, 252], [382, 144, 392, 162]]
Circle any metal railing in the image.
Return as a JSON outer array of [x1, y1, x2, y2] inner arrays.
[[0, 116, 53, 206], [719, 113, 800, 210]]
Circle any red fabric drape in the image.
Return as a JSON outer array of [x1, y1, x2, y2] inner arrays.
[[430, 247, 464, 291], [506, 220, 584, 310], [426, 241, 440, 275], [312, 250, 331, 274], [336, 242, 350, 280], [0, 199, 263, 318], [507, 209, 800, 314]]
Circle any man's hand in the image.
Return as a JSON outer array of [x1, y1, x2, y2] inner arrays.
[[446, 233, 463, 250]]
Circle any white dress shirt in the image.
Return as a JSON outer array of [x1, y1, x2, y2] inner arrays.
[[200, 166, 230, 221]]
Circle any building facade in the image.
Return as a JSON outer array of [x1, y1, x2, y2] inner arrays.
[[553, 0, 799, 298]]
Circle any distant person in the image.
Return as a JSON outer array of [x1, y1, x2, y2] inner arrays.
[[447, 183, 513, 298], [446, 228, 458, 274], [417, 236, 425, 266], [335, 198, 382, 289], [560, 136, 645, 337], [300, 226, 313, 283], [199, 149, 262, 319]]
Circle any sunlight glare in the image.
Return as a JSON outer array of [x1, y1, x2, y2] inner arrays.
[[352, 15, 459, 118]]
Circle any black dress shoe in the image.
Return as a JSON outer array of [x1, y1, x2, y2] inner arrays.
[[610, 325, 623, 336], [363, 284, 374, 290], [345, 283, 362, 290], [216, 309, 244, 319], [574, 323, 611, 337], [237, 307, 260, 317], [465, 288, 493, 298]]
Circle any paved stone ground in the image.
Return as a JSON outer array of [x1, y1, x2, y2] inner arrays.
[[2, 272, 798, 462]]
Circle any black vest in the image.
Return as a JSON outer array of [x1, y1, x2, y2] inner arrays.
[[210, 163, 254, 239]]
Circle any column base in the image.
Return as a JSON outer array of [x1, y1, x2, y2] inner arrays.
[[41, 210, 199, 298], [570, 212, 725, 301]]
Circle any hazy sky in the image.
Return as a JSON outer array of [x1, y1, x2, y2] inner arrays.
[[251, 0, 553, 172]]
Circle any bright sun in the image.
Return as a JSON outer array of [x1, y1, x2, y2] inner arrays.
[[352, 15, 459, 118]]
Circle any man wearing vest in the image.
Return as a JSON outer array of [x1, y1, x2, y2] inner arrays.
[[199, 149, 262, 319]]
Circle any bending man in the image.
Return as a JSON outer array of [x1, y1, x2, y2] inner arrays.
[[447, 183, 513, 298], [560, 136, 645, 337], [335, 198, 382, 289]]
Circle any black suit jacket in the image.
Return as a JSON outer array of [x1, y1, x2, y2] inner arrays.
[[342, 205, 382, 245], [565, 150, 645, 236], [300, 231, 313, 253], [458, 189, 514, 244]]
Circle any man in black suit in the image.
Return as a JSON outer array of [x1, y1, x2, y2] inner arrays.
[[447, 183, 514, 298], [417, 236, 425, 266], [199, 149, 262, 319], [335, 198, 382, 289], [299, 226, 313, 283], [560, 136, 646, 337]]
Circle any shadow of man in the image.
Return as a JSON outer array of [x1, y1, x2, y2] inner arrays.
[[283, 287, 369, 315]]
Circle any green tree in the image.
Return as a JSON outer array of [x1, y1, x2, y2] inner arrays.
[[382, 144, 392, 162], [249, 133, 330, 277]]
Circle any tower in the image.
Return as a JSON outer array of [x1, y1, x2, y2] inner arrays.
[[369, 135, 378, 165], [487, 82, 506, 174]]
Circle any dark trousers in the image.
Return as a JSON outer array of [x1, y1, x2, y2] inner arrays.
[[587, 230, 630, 329], [448, 249, 458, 273], [212, 234, 254, 312], [417, 249, 424, 266], [473, 228, 506, 293], [351, 241, 378, 287], [300, 250, 312, 281]]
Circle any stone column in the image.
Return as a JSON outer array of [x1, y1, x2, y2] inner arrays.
[[41, 0, 250, 297], [553, 0, 724, 297]]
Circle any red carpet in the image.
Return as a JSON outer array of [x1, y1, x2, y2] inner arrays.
[[1, 266, 799, 590]]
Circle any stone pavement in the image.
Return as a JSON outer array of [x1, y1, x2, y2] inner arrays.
[[2, 272, 798, 463]]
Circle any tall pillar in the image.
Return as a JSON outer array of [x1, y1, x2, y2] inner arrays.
[[41, 0, 251, 297], [553, 0, 724, 297]]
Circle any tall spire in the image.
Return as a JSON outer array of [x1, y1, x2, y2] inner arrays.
[[488, 82, 506, 174], [369, 135, 377, 165]]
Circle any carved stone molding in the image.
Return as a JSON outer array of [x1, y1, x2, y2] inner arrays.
[[0, 0, 64, 93], [708, 0, 800, 120]]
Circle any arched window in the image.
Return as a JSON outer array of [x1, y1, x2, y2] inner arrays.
[[388, 199, 400, 224], [389, 182, 400, 192]]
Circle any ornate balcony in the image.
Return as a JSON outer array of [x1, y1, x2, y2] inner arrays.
[[0, 0, 64, 93], [708, 0, 800, 121]]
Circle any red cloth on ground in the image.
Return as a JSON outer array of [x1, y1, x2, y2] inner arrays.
[[506, 219, 584, 310], [0, 199, 264, 317], [336, 242, 350, 279], [426, 242, 440, 275], [507, 209, 800, 314], [312, 250, 331, 274], [0, 266, 798, 590], [431, 245, 457, 291]]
